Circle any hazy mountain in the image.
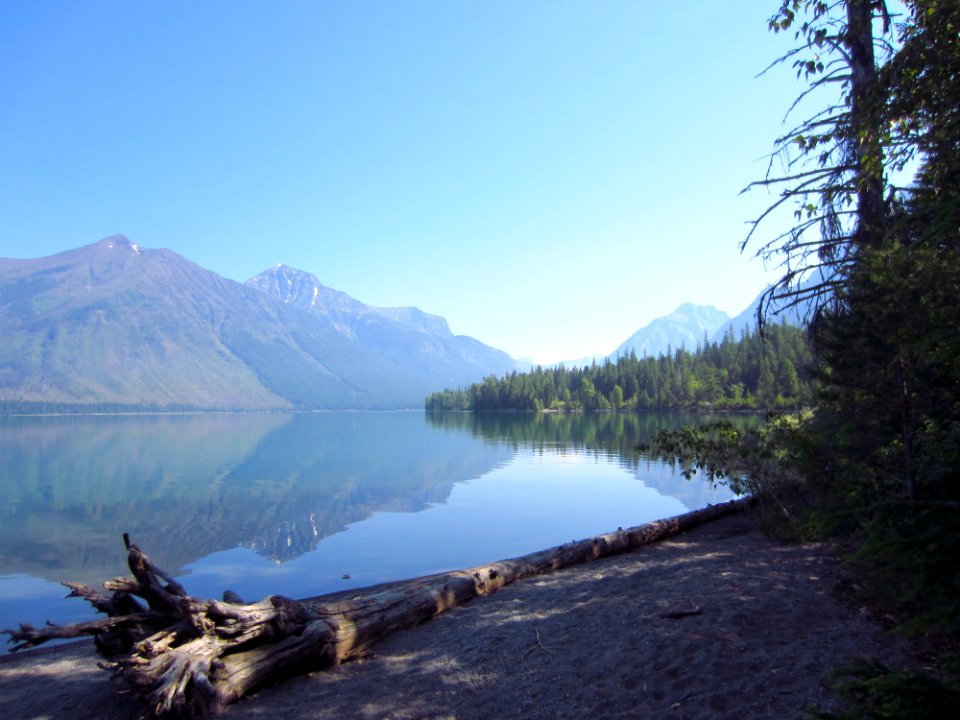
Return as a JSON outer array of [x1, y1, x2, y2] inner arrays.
[[246, 263, 455, 341], [512, 357, 536, 372], [608, 303, 730, 360], [566, 284, 819, 368], [555, 354, 607, 370], [0, 236, 514, 410], [712, 281, 819, 342], [246, 264, 515, 389]]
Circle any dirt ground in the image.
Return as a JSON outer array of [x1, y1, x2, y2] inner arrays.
[[0, 509, 924, 719]]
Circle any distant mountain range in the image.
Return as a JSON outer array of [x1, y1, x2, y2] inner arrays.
[[0, 236, 514, 410], [0, 236, 816, 410], [609, 303, 731, 360], [555, 287, 813, 369], [712, 282, 815, 343]]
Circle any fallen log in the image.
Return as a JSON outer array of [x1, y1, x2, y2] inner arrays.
[[3, 496, 753, 718]]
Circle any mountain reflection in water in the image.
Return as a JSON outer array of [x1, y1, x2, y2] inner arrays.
[[0, 412, 506, 583], [0, 410, 749, 645]]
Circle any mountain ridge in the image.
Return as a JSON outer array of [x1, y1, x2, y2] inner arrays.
[[0, 236, 514, 411], [552, 288, 813, 370], [245, 264, 454, 338], [712, 280, 819, 343], [607, 303, 731, 361], [245, 264, 514, 387]]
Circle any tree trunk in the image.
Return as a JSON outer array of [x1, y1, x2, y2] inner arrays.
[[3, 497, 753, 718], [845, 0, 889, 249]]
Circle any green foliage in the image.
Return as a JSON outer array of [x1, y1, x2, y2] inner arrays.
[[811, 660, 960, 720], [734, 1, 960, 707], [642, 420, 747, 485], [811, 241, 960, 503], [742, 0, 960, 500], [425, 323, 813, 412], [847, 501, 960, 640], [645, 412, 824, 539]]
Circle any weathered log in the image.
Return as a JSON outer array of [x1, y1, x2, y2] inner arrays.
[[2, 496, 754, 718]]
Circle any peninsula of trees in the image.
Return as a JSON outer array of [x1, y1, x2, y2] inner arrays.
[[426, 322, 811, 412]]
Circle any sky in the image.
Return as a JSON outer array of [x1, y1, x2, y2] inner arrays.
[[1, 1, 811, 364]]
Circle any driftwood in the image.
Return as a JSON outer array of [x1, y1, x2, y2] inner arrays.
[[3, 497, 753, 718], [659, 604, 704, 619]]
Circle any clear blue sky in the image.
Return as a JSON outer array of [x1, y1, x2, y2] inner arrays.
[[2, 1, 805, 364]]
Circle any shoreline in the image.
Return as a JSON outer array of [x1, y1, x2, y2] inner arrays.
[[0, 507, 925, 719]]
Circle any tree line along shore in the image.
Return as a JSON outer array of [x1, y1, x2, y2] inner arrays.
[[426, 322, 811, 413]]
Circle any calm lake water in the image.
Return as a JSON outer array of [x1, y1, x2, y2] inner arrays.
[[0, 411, 744, 650]]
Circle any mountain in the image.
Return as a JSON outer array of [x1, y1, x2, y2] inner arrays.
[[245, 263, 454, 341], [563, 284, 819, 368], [245, 264, 515, 392], [712, 280, 819, 342], [0, 236, 514, 410], [555, 354, 607, 370], [608, 303, 730, 360]]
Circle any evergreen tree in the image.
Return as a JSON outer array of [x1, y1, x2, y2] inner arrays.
[[731, 0, 960, 678], [425, 324, 813, 412]]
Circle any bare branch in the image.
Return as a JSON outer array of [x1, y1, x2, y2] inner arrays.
[[3, 612, 169, 652]]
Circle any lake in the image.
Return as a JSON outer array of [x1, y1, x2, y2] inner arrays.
[[0, 410, 742, 650]]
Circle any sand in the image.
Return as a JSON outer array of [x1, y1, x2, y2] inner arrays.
[[0, 509, 923, 719]]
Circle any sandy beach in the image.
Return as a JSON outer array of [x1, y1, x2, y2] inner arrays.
[[0, 509, 923, 719]]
